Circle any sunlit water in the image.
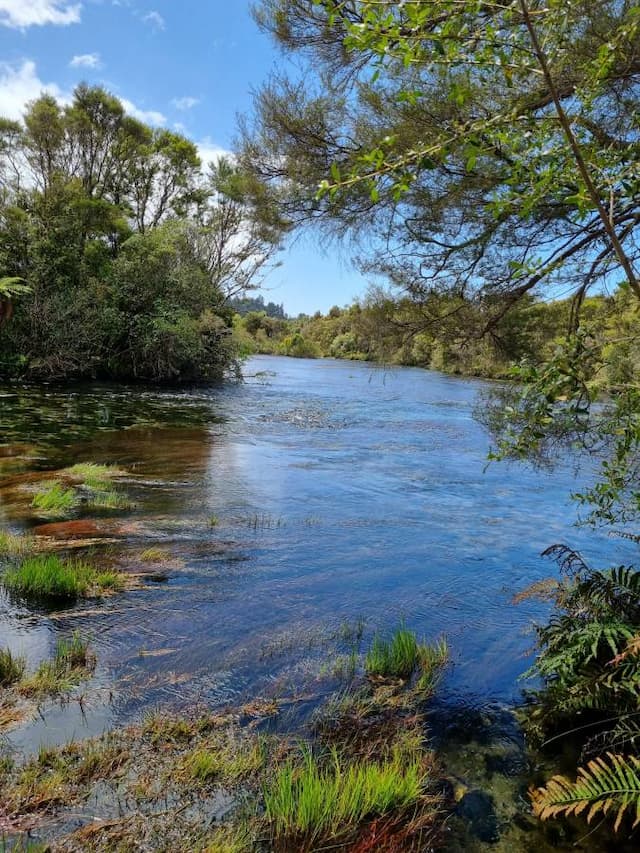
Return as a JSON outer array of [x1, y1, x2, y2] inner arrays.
[[0, 356, 635, 849]]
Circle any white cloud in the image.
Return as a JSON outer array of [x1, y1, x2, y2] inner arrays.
[[171, 96, 199, 111], [142, 10, 164, 30], [196, 138, 233, 168], [0, 60, 67, 121], [69, 52, 101, 69], [121, 98, 165, 126], [0, 59, 166, 131], [0, 0, 81, 29]]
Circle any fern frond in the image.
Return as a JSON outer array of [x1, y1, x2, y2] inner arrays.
[[611, 634, 640, 666], [542, 544, 590, 577], [531, 753, 640, 832]]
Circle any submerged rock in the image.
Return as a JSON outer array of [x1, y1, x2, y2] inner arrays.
[[456, 789, 500, 844]]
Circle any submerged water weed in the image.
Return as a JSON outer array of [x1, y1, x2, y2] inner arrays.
[[263, 744, 426, 846], [2, 554, 122, 599], [0, 647, 26, 686], [31, 481, 76, 515]]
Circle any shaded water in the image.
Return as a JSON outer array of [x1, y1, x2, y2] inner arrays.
[[1, 356, 635, 849]]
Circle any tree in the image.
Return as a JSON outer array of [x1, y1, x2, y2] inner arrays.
[[245, 1, 640, 327]]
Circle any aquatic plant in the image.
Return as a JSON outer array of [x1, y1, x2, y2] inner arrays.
[[364, 626, 446, 683], [182, 735, 265, 783], [0, 530, 34, 558], [66, 462, 123, 488], [31, 482, 76, 514], [263, 743, 425, 846], [19, 632, 94, 697], [140, 547, 169, 562], [0, 647, 26, 687], [2, 554, 121, 599]]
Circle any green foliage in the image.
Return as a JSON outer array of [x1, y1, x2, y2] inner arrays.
[[0, 530, 34, 558], [364, 627, 447, 689], [531, 753, 640, 833], [521, 546, 640, 832], [264, 743, 425, 845], [0, 647, 26, 687], [31, 482, 76, 515], [0, 85, 281, 382], [2, 554, 119, 599], [19, 631, 94, 697]]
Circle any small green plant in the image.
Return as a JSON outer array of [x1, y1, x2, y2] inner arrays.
[[66, 463, 122, 489], [88, 488, 131, 510], [365, 627, 420, 679], [2, 554, 120, 599], [31, 482, 76, 515], [208, 515, 219, 527], [0, 530, 34, 558], [264, 745, 425, 844], [182, 735, 264, 783], [0, 647, 26, 686], [19, 632, 94, 697], [140, 547, 168, 562]]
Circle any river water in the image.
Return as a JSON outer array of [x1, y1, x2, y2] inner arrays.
[[0, 355, 634, 850]]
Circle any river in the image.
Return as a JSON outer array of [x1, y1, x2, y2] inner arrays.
[[0, 355, 633, 850]]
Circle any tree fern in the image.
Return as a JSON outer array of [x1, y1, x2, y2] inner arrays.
[[531, 753, 640, 832]]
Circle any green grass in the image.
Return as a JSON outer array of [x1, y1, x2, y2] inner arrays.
[[0, 647, 26, 687], [66, 462, 122, 489], [182, 735, 265, 783], [2, 554, 121, 599], [365, 627, 421, 679], [87, 489, 131, 510], [19, 632, 94, 697], [0, 530, 34, 558], [140, 547, 168, 562], [31, 482, 76, 514], [264, 745, 425, 844], [365, 628, 448, 687], [416, 639, 449, 694]]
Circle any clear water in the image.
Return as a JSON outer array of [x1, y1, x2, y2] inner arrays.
[[0, 355, 633, 750]]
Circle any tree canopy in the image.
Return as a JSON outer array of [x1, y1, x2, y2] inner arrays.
[[0, 85, 284, 381]]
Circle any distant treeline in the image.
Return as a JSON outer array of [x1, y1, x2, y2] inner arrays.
[[233, 286, 640, 387]]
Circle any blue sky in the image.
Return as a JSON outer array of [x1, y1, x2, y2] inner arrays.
[[0, 0, 369, 315]]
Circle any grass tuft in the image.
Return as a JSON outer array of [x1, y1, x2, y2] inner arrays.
[[0, 530, 34, 558], [19, 632, 94, 697], [182, 734, 265, 784], [32, 482, 76, 515], [2, 554, 123, 599], [0, 647, 26, 687], [264, 744, 425, 845], [365, 627, 420, 680]]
